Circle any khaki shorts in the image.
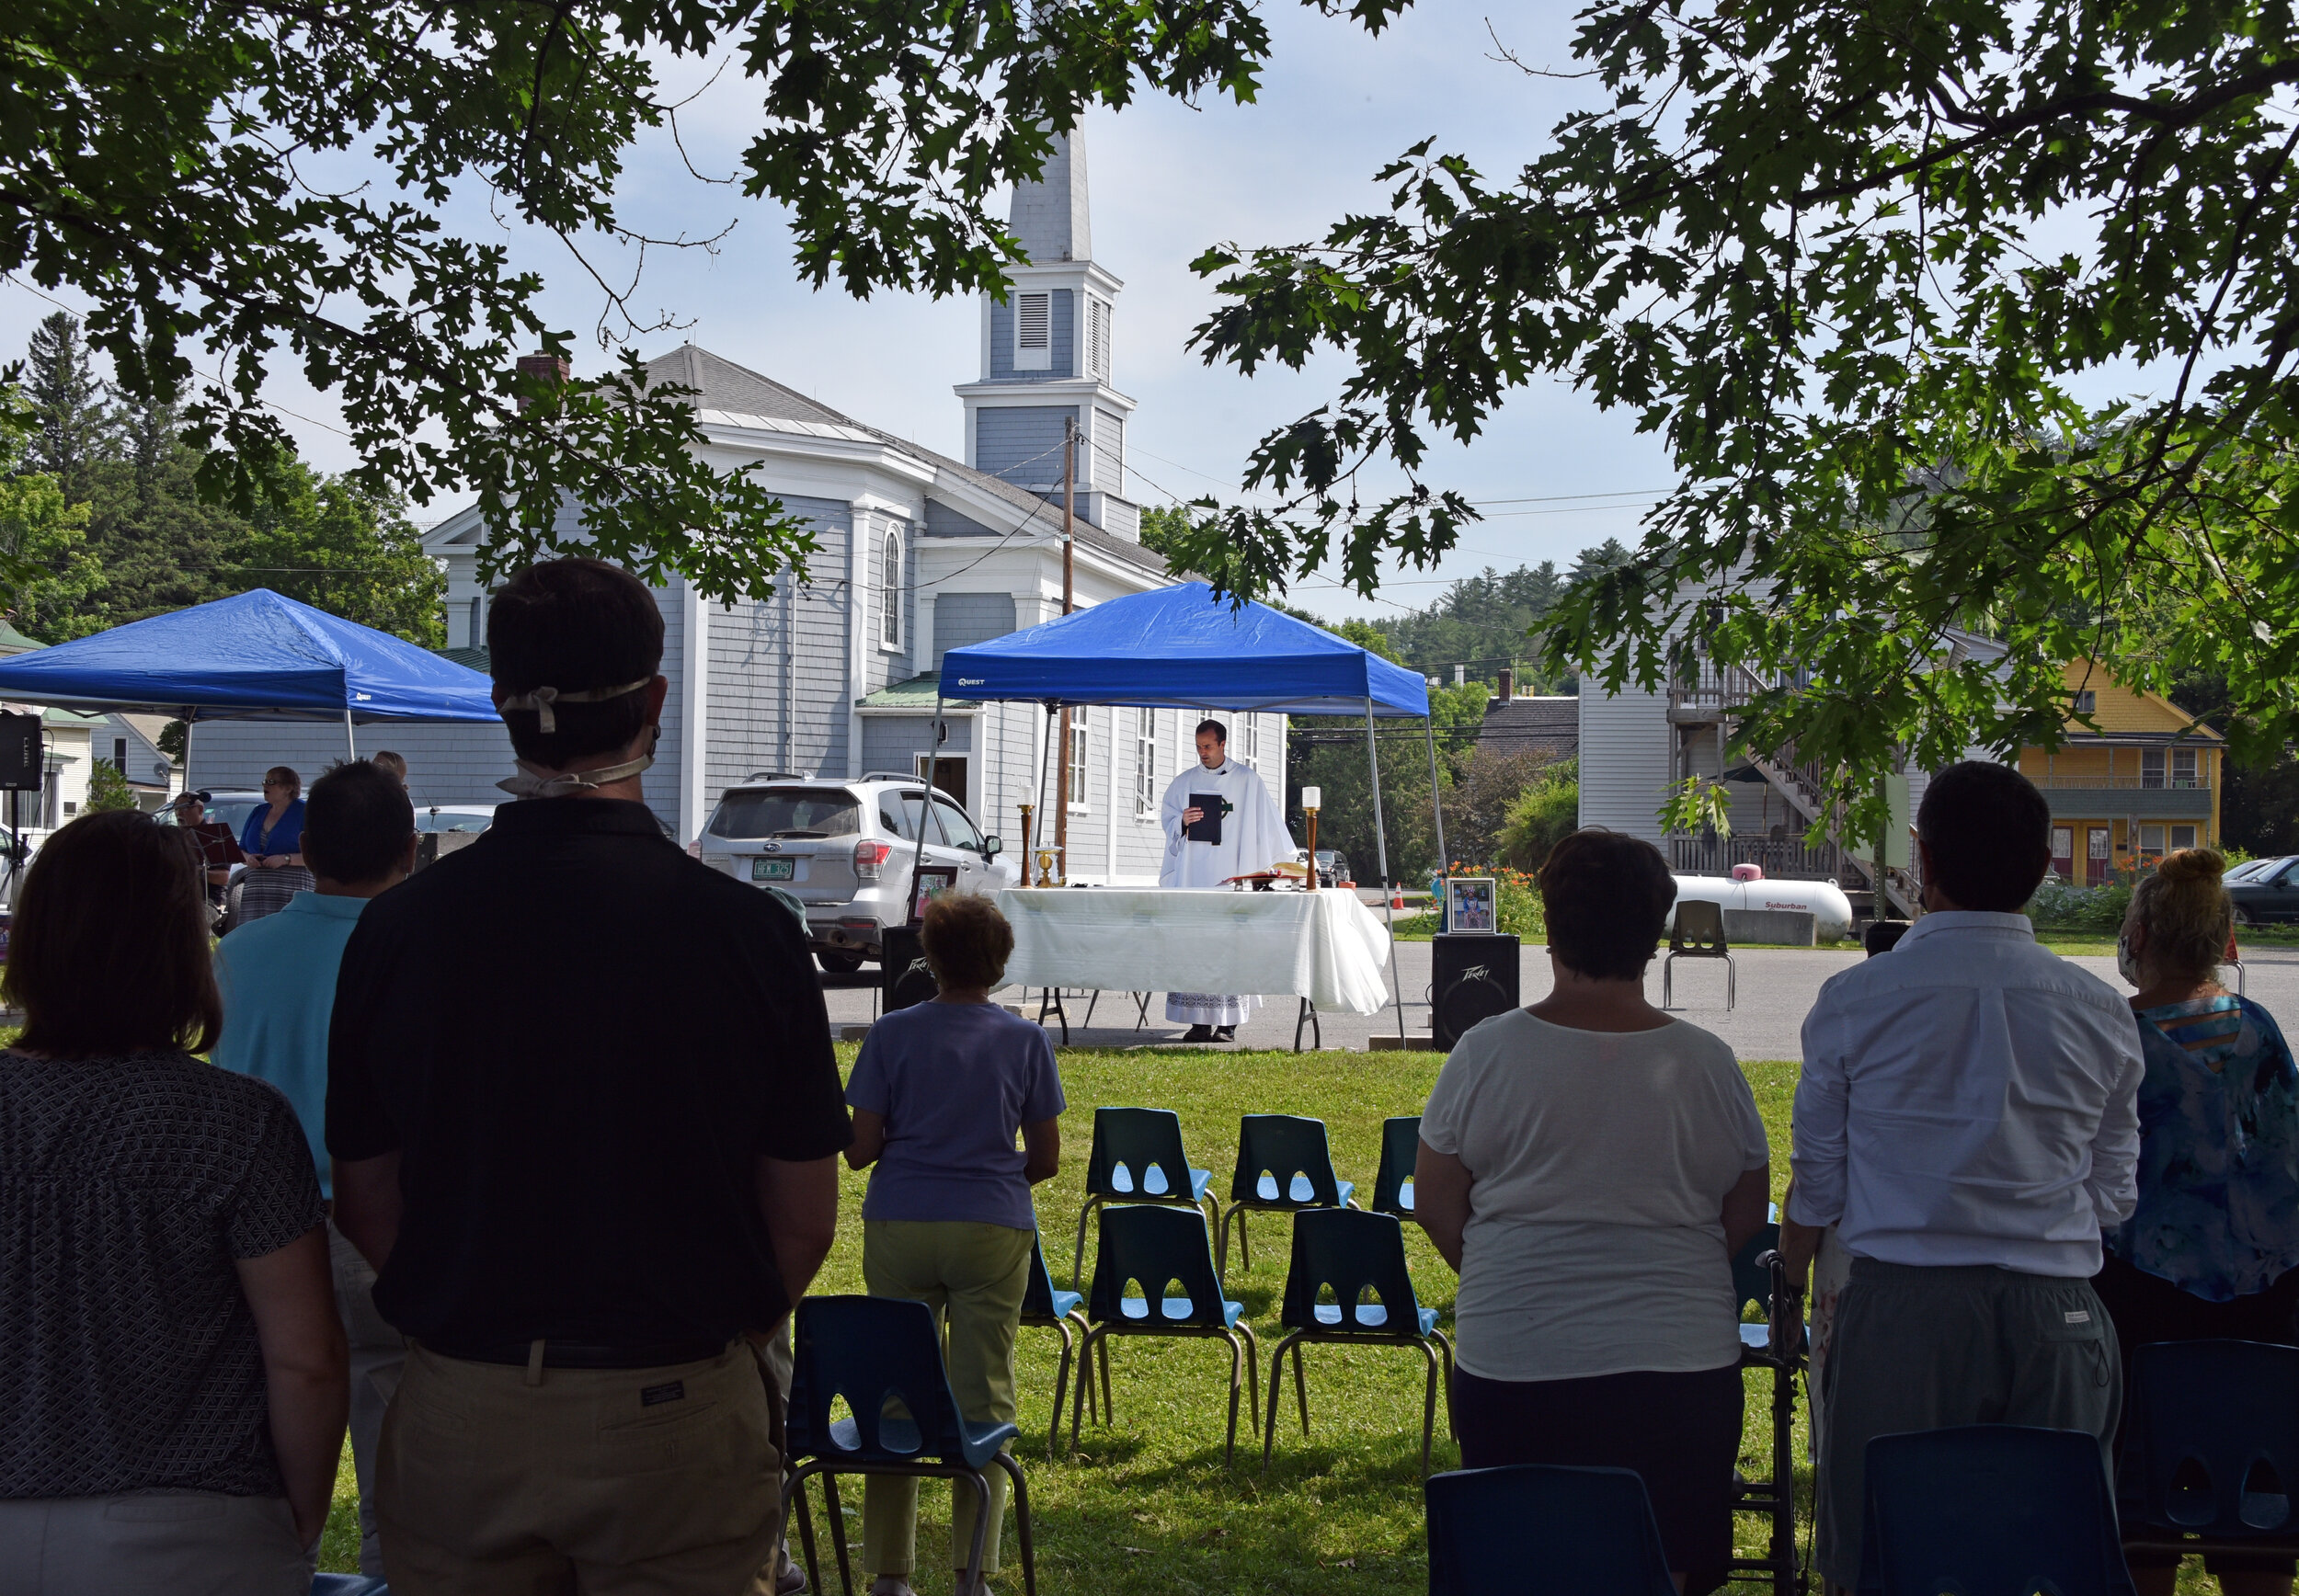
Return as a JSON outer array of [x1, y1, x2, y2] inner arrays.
[[378, 1338, 783, 1596]]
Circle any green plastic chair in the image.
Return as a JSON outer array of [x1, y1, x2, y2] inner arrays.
[[1369, 1114, 1422, 1217], [1073, 1203, 1259, 1466], [1218, 1113, 1355, 1277], [1069, 1106, 1215, 1292]]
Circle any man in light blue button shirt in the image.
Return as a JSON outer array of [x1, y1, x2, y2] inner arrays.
[[214, 759, 417, 1580], [1782, 760, 2144, 1591]]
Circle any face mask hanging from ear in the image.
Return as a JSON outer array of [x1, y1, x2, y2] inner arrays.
[[495, 679, 659, 798], [2117, 929, 2143, 987]]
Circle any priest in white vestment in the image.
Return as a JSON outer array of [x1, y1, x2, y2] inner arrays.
[[1158, 718, 1294, 1040]]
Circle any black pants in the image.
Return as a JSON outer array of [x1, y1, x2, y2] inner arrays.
[[1452, 1362, 1743, 1590], [2093, 1251, 2299, 1575]]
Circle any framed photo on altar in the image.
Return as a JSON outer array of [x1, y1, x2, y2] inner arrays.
[[909, 864, 959, 922], [1445, 876, 1497, 935]]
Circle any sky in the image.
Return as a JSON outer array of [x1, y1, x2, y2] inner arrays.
[[0, 2, 1684, 622]]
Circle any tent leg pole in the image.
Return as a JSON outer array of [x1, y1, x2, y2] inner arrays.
[[1364, 699, 1406, 1046], [1424, 716, 1448, 881], [911, 693, 944, 918], [344, 709, 357, 762]]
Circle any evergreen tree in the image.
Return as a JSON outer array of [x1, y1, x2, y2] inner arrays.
[[22, 314, 109, 498]]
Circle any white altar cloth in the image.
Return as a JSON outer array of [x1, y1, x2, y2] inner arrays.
[[996, 887, 1394, 1016]]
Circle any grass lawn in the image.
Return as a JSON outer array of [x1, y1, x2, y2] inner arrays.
[[316, 1043, 2225, 1592]]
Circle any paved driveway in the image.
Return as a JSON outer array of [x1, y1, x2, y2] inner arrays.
[[820, 940, 2299, 1063]]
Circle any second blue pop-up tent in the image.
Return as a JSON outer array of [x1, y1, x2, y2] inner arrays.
[[939, 581, 1441, 1042], [0, 587, 498, 758]]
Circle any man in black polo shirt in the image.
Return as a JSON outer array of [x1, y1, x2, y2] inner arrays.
[[329, 557, 848, 1596]]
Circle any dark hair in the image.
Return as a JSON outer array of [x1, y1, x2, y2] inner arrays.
[[919, 891, 1014, 990], [1915, 760, 2052, 913], [4, 810, 220, 1056], [1195, 718, 1228, 744], [487, 557, 665, 766], [1863, 918, 1909, 957], [1536, 828, 1676, 981], [303, 759, 415, 885]]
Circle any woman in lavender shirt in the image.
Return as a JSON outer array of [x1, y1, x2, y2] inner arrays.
[[844, 892, 1065, 1596]]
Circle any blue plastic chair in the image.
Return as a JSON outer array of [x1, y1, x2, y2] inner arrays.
[[1263, 1208, 1453, 1476], [783, 1295, 1038, 1596], [1074, 1203, 1260, 1465], [1218, 1113, 1355, 1276], [1424, 1465, 1676, 1594], [1019, 1228, 1102, 1455], [310, 1579, 389, 1596], [1368, 1114, 1421, 1217], [2119, 1338, 2299, 1564], [1857, 1425, 2134, 1595], [1069, 1107, 1216, 1292]]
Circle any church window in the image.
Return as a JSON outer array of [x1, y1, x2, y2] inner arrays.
[[1087, 296, 1111, 379], [1135, 709, 1159, 817], [879, 528, 903, 649], [1015, 292, 1050, 370]]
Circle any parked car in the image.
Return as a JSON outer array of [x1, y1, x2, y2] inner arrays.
[[2225, 854, 2294, 885], [694, 775, 1014, 971], [158, 790, 266, 929], [1311, 849, 1351, 887], [2229, 856, 2299, 925], [417, 803, 498, 835]]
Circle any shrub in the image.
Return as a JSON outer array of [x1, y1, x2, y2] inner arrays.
[[1497, 758, 1579, 872], [86, 760, 141, 814], [2024, 875, 2135, 930]]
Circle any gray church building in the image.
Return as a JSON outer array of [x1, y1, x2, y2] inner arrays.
[[190, 132, 1290, 880]]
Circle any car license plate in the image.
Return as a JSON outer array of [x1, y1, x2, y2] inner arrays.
[[752, 858, 795, 881]]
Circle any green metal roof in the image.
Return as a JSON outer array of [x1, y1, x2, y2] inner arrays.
[[857, 672, 979, 711], [435, 645, 490, 672], [0, 620, 45, 655]]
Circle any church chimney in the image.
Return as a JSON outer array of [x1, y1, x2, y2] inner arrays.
[[513, 350, 570, 408]]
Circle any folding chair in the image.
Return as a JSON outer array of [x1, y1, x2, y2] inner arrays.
[[1071, 1203, 1259, 1465], [783, 1295, 1038, 1596], [1424, 1465, 1675, 1595], [1858, 1425, 2134, 1595], [1662, 898, 1735, 1010], [1727, 1223, 1804, 1595], [1019, 1229, 1102, 1456], [1217, 1113, 1355, 1277], [1368, 1114, 1421, 1217], [2119, 1338, 2299, 1566], [1069, 1106, 1216, 1291], [1263, 1208, 1453, 1476]]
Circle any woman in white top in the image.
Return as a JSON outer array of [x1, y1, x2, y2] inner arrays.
[[1417, 828, 1770, 1593]]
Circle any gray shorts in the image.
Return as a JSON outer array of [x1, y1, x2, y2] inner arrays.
[[1815, 1258, 2120, 1589]]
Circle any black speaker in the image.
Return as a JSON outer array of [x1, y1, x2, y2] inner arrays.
[[0, 712, 40, 792], [880, 925, 940, 1015], [1433, 932, 1520, 1051]]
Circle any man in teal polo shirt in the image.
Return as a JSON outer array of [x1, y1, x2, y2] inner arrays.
[[214, 758, 417, 1579]]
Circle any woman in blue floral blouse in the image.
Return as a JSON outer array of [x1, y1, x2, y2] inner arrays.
[[2096, 848, 2299, 1596]]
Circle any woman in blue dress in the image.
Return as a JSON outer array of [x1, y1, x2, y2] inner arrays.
[[2096, 848, 2299, 1596], [233, 766, 311, 928]]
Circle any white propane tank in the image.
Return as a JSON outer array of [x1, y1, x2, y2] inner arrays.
[[1670, 874, 1856, 942]]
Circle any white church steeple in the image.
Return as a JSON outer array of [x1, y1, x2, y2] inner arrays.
[[955, 128, 1140, 541]]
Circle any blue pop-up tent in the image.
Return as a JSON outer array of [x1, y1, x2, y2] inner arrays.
[[941, 581, 1430, 717], [0, 588, 498, 758], [940, 582, 1443, 1042]]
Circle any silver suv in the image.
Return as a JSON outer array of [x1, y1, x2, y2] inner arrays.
[[695, 774, 1015, 970]]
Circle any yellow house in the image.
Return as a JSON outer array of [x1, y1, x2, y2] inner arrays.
[[2013, 659, 2224, 885]]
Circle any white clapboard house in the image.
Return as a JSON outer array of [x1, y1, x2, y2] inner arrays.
[[1577, 622, 2008, 918], [190, 131, 1288, 877]]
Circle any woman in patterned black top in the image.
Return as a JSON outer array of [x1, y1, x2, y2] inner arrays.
[[0, 811, 346, 1595]]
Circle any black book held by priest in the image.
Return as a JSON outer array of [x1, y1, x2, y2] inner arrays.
[[1185, 792, 1225, 846]]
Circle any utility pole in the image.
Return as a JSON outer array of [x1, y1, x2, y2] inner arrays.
[[1054, 415, 1077, 882]]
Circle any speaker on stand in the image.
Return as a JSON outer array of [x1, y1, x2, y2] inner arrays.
[[1432, 932, 1521, 1051], [879, 924, 941, 1016]]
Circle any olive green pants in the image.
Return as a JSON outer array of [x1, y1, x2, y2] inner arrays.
[[859, 1220, 1034, 1579]]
